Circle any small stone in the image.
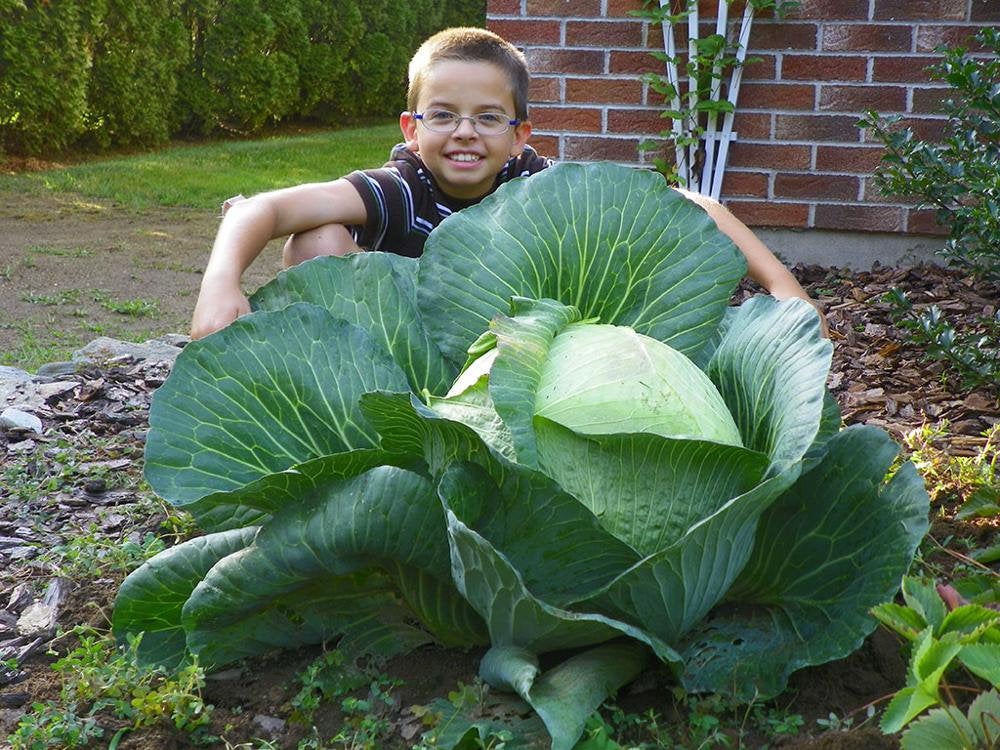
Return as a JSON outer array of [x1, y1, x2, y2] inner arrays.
[[83, 478, 107, 495], [253, 714, 286, 735], [6, 585, 32, 613], [16, 603, 56, 637], [5, 439, 35, 453], [0, 408, 42, 435], [34, 361, 78, 380]]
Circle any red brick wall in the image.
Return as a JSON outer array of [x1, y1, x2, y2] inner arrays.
[[487, 0, 998, 233]]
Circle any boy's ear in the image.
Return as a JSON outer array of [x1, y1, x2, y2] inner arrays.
[[511, 120, 533, 156], [400, 112, 419, 151]]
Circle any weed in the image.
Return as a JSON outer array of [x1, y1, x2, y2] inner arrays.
[[46, 526, 166, 578], [22, 288, 82, 306], [92, 290, 159, 317], [885, 288, 1000, 392], [26, 245, 93, 258], [7, 626, 213, 749]]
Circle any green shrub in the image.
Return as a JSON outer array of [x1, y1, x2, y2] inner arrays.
[[861, 28, 1000, 280], [84, 0, 188, 149], [0, 0, 487, 151], [0, 0, 103, 155]]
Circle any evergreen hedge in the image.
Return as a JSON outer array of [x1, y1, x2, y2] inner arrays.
[[0, 0, 485, 156]]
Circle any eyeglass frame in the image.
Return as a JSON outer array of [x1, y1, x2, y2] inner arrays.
[[411, 109, 521, 136]]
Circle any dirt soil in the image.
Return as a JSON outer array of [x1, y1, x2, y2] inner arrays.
[[0, 187, 277, 363], [0, 186, 998, 749]]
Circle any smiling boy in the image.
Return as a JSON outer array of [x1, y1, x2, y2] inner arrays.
[[191, 27, 823, 340]]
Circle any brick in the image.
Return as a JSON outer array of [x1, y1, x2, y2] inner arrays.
[[873, 0, 966, 21], [916, 25, 990, 52], [566, 20, 644, 47], [910, 86, 951, 115], [971, 0, 1000, 21], [725, 200, 811, 228], [872, 56, 938, 83], [792, 0, 869, 20], [815, 145, 886, 172], [525, 48, 605, 74], [822, 24, 914, 52], [531, 105, 603, 132], [774, 114, 861, 142], [529, 76, 562, 103], [813, 204, 905, 232], [487, 0, 521, 15], [730, 111, 772, 139], [860, 177, 897, 204], [566, 76, 642, 104], [895, 116, 948, 141], [488, 19, 562, 46], [527, 0, 601, 16], [819, 84, 908, 112], [529, 133, 561, 158], [774, 173, 859, 200], [609, 50, 661, 75], [564, 135, 642, 161], [781, 54, 868, 82], [719, 171, 769, 198], [740, 82, 815, 111], [907, 209, 950, 235], [607, 108, 668, 133], [745, 23, 819, 51], [740, 55, 778, 83], [606, 0, 644, 17], [728, 143, 811, 169]]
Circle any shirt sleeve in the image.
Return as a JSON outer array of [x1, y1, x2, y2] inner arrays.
[[343, 166, 422, 256]]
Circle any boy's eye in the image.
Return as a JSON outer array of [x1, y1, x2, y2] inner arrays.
[[475, 113, 507, 126], [426, 110, 457, 123]]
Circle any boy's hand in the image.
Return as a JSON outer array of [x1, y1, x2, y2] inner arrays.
[[190, 280, 250, 339]]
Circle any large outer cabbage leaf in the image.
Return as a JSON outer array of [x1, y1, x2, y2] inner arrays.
[[249, 252, 454, 395], [418, 162, 746, 365], [679, 425, 930, 700]]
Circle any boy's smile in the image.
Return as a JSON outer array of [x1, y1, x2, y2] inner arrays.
[[401, 60, 532, 200]]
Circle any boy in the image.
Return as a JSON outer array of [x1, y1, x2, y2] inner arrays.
[[190, 27, 822, 340]]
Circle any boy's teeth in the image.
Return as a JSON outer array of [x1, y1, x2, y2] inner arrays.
[[451, 153, 481, 162]]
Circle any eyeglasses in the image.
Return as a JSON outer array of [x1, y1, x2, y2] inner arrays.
[[413, 109, 519, 136]]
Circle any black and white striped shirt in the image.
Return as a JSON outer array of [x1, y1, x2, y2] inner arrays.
[[344, 143, 552, 257]]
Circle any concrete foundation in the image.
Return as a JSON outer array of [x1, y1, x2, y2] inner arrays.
[[756, 228, 946, 270]]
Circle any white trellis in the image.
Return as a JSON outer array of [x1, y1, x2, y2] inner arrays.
[[655, 0, 756, 199]]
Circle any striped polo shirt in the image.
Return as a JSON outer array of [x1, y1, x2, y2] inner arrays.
[[344, 143, 552, 257]]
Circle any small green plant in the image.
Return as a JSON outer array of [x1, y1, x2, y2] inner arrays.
[[861, 28, 999, 281], [872, 577, 1000, 748], [22, 288, 82, 306], [288, 650, 369, 725], [8, 626, 213, 749], [47, 527, 166, 579], [885, 288, 1000, 392], [92, 290, 159, 317]]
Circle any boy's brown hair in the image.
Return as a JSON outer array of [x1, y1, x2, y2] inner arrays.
[[407, 27, 530, 121]]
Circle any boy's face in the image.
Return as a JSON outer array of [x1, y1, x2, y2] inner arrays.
[[400, 60, 532, 200]]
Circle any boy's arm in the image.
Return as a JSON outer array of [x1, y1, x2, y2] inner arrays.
[[191, 179, 367, 339], [678, 189, 829, 336]]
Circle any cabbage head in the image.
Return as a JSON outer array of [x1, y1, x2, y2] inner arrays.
[[113, 163, 929, 750]]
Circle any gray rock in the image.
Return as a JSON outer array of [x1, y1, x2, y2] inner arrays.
[[16, 603, 56, 637], [253, 714, 287, 735], [0, 408, 41, 434], [5, 440, 35, 453], [73, 336, 182, 367], [34, 361, 78, 380], [0, 367, 32, 404]]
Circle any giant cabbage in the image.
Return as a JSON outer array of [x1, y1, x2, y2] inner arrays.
[[113, 163, 929, 749]]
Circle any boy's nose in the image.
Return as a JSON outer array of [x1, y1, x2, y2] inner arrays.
[[452, 117, 479, 137]]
